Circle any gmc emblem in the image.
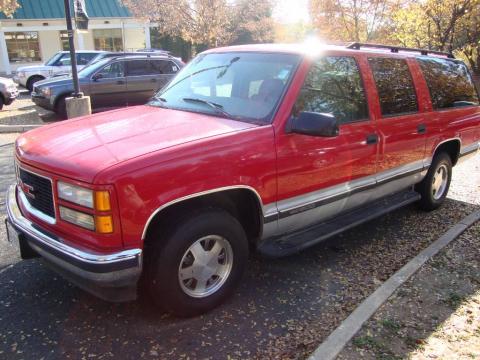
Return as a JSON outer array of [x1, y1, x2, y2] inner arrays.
[[19, 180, 36, 199]]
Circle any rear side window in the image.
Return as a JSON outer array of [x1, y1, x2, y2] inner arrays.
[[295, 56, 369, 124], [417, 58, 479, 109], [151, 60, 178, 74], [368, 57, 418, 116]]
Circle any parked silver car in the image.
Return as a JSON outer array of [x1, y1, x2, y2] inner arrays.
[[14, 51, 107, 91], [0, 77, 19, 110]]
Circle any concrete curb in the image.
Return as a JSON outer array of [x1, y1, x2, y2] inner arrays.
[[308, 209, 480, 360], [0, 124, 42, 133]]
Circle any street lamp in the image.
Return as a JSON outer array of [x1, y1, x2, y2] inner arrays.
[[63, 0, 81, 98]]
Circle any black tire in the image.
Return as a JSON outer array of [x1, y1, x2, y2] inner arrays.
[[415, 152, 452, 211], [26, 76, 44, 92], [55, 96, 68, 119], [145, 208, 249, 317], [0, 96, 3, 110]]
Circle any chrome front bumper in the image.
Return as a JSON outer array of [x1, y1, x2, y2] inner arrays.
[[5, 185, 142, 302]]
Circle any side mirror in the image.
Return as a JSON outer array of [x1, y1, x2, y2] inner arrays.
[[92, 73, 103, 81], [289, 111, 339, 137]]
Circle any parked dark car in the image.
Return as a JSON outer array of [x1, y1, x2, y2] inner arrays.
[[31, 54, 184, 117]]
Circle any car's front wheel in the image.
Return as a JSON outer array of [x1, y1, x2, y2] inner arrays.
[[145, 209, 249, 317]]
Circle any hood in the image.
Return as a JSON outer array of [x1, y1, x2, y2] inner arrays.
[[35, 76, 82, 89], [16, 65, 53, 73], [16, 105, 257, 183]]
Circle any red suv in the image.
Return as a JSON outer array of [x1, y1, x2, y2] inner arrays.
[[6, 43, 480, 316]]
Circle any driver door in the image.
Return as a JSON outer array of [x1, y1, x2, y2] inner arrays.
[[274, 55, 378, 234], [89, 60, 127, 110]]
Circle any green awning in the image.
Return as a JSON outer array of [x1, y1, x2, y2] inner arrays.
[[0, 0, 132, 20]]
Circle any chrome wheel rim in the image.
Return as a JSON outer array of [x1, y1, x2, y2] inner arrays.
[[178, 235, 233, 298], [432, 164, 448, 200]]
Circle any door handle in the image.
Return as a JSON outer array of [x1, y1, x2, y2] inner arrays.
[[116, 80, 125, 85], [417, 123, 427, 134], [150, 78, 157, 83], [366, 134, 378, 145]]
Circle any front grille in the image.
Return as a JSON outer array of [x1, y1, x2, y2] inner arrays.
[[19, 168, 55, 218]]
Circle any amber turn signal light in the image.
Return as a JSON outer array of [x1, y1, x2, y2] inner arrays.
[[95, 191, 111, 211], [95, 215, 113, 234]]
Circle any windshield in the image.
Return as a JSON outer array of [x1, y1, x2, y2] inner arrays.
[[45, 53, 64, 66], [150, 52, 300, 124]]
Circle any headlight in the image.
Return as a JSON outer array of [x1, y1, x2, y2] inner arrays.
[[59, 206, 95, 230], [17, 71, 25, 77], [41, 87, 51, 97], [57, 181, 93, 208]]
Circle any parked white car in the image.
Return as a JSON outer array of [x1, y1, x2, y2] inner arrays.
[[13, 51, 107, 91], [0, 77, 19, 110]]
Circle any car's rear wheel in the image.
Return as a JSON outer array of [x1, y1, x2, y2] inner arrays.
[[145, 209, 248, 317], [416, 152, 452, 211], [26, 76, 44, 92]]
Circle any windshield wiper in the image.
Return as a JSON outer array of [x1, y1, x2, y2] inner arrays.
[[149, 95, 169, 108], [182, 97, 233, 119]]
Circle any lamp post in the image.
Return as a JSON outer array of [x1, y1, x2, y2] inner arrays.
[[63, 0, 81, 98]]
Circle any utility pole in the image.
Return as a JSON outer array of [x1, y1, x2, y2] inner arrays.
[[64, 0, 81, 98], [61, 0, 91, 118]]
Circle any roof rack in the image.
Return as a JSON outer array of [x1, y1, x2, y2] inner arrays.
[[346, 42, 455, 59]]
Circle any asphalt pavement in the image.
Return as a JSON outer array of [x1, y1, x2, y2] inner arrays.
[[0, 133, 478, 359]]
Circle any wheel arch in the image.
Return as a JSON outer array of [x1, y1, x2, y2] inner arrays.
[[26, 74, 45, 88], [432, 138, 461, 166], [141, 186, 265, 245], [53, 92, 72, 110]]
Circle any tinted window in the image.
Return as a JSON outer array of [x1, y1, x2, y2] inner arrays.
[[97, 61, 125, 79], [294, 56, 369, 124], [151, 60, 178, 74], [368, 58, 418, 116], [77, 53, 98, 65], [417, 58, 479, 109], [127, 60, 154, 76]]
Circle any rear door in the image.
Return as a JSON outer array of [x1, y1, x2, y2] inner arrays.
[[125, 59, 161, 105], [151, 59, 180, 90], [89, 60, 127, 109], [366, 56, 427, 195]]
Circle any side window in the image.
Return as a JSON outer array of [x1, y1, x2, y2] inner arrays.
[[126, 60, 154, 76], [96, 61, 125, 79], [294, 56, 369, 124], [417, 58, 480, 109], [151, 60, 178, 74], [368, 57, 418, 116], [77, 53, 97, 66]]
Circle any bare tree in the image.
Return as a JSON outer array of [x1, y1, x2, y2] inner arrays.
[[309, 0, 400, 43]]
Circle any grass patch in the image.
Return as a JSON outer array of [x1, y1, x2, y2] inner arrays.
[[352, 335, 384, 351], [380, 318, 401, 333], [445, 292, 465, 309]]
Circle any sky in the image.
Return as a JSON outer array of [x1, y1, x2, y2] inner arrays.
[[273, 0, 310, 24]]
